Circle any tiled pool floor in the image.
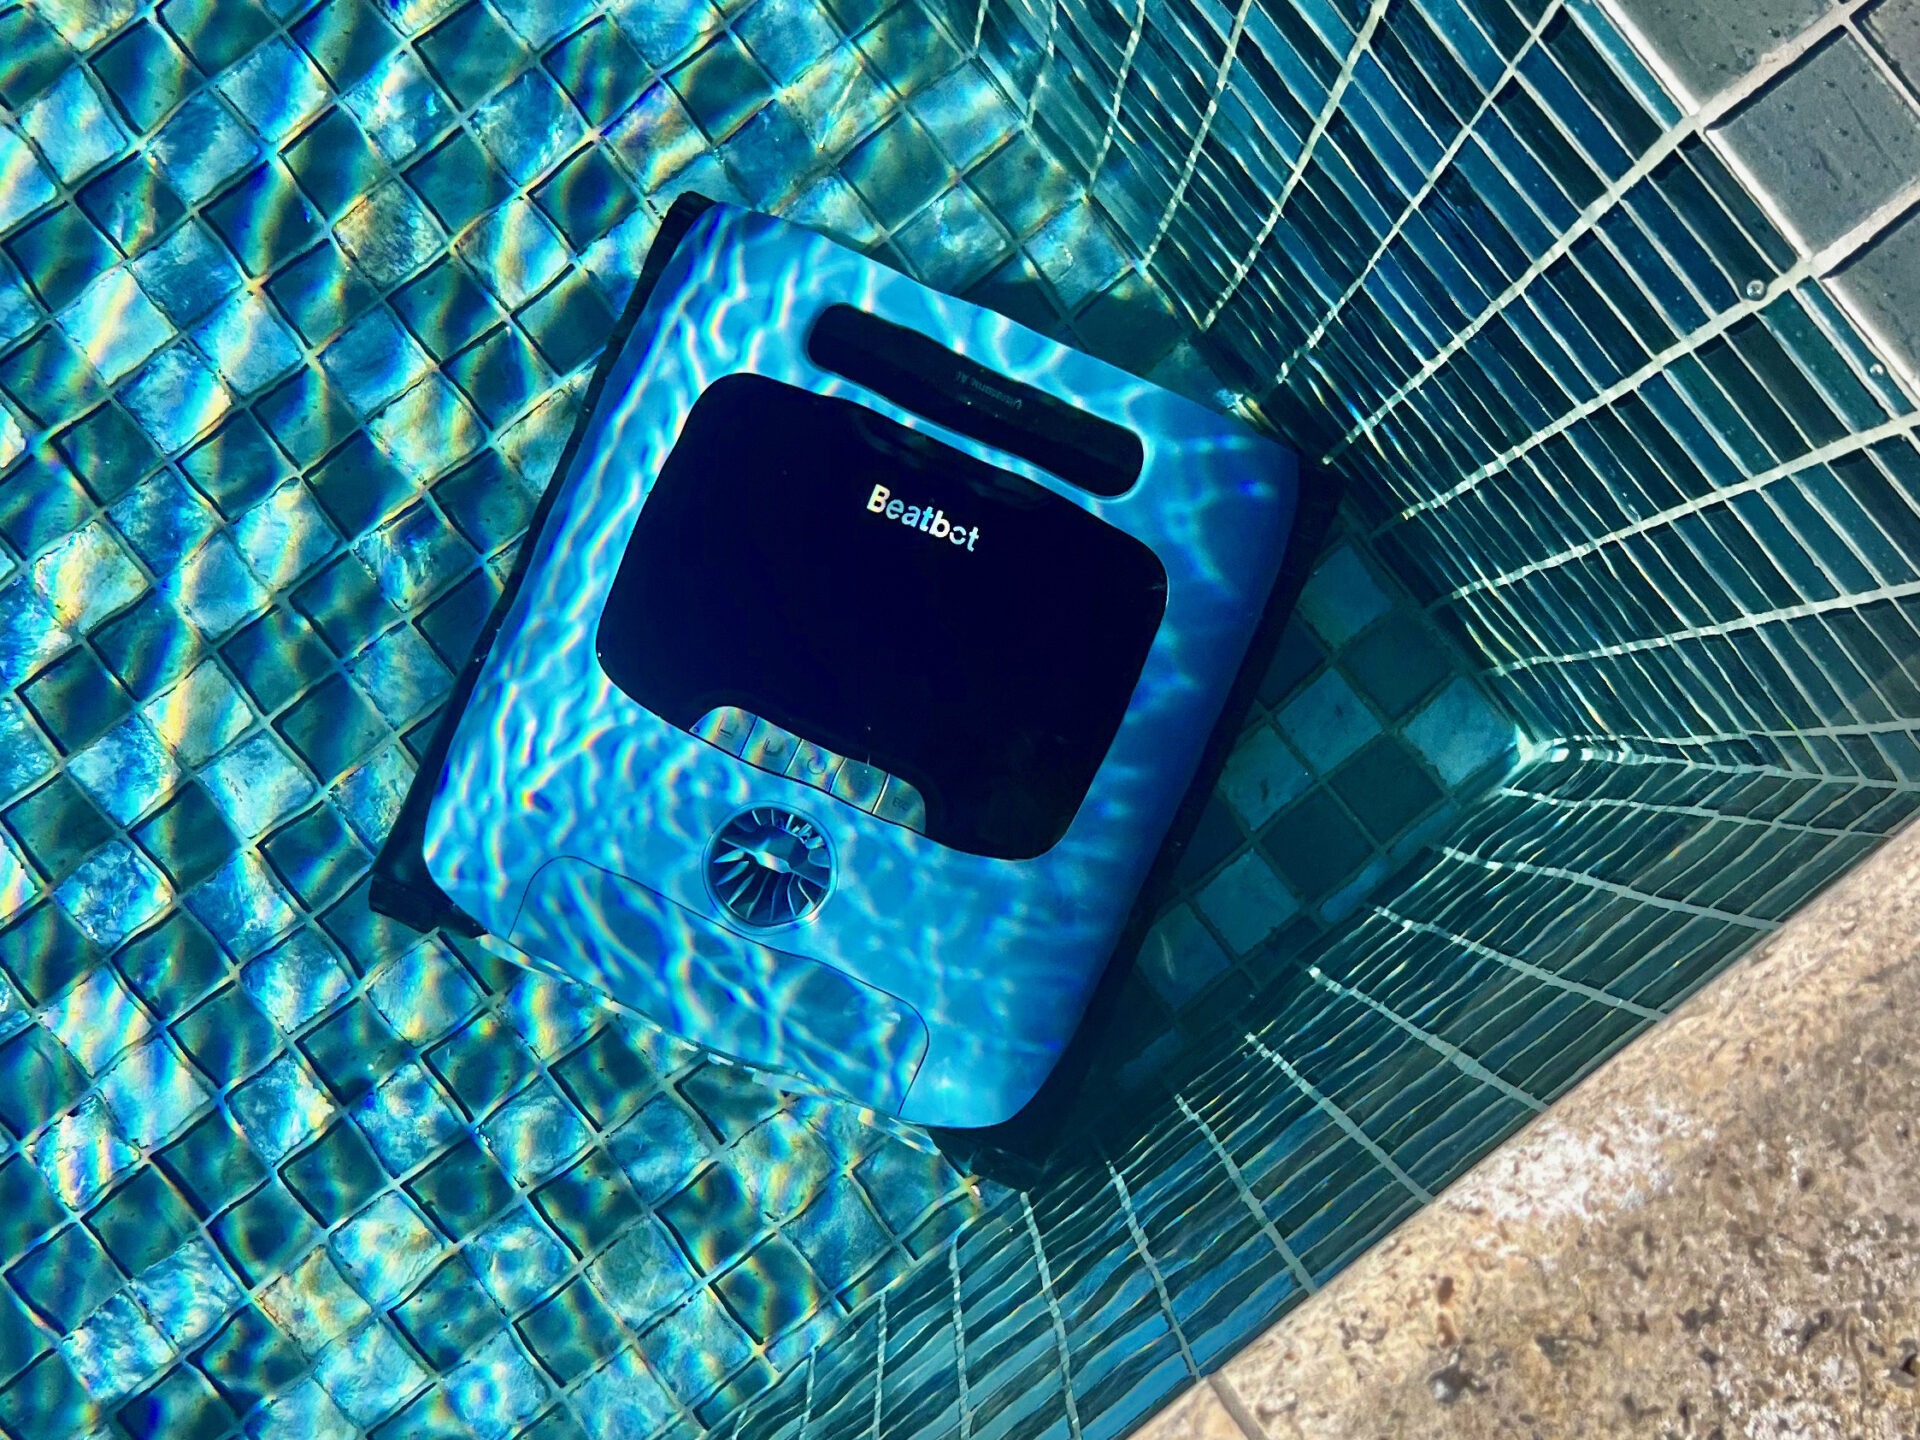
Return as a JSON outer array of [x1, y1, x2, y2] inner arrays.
[[0, 0, 1522, 1432]]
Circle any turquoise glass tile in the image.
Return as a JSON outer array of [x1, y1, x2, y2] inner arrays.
[[7, 0, 1920, 1434]]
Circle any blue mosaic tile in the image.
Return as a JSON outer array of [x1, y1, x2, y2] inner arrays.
[[13, 0, 1920, 1436], [1403, 676, 1518, 788]]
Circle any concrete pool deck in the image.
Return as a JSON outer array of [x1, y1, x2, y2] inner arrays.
[[1135, 811, 1920, 1439]]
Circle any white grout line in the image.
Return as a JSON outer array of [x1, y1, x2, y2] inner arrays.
[[1305, 964, 1548, 1110], [1139, 0, 1258, 271], [1173, 1093, 1319, 1292], [1240, 1035, 1435, 1202], [1322, 0, 1874, 464], [1087, 0, 1149, 185], [1440, 408, 1920, 602], [1371, 905, 1666, 1017], [1199, 0, 1397, 331], [1021, 1192, 1084, 1440], [1105, 1162, 1203, 1377], [1267, 0, 1569, 391], [1435, 843, 1778, 926]]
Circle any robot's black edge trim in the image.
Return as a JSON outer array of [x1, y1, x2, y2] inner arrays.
[[368, 192, 721, 937], [806, 304, 1145, 498]]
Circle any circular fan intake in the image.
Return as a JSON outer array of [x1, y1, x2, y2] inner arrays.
[[705, 807, 834, 927]]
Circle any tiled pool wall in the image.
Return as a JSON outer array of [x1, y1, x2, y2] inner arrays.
[[1046, 522, 1517, 1113], [6, 0, 1920, 1436], [708, 1, 1920, 1439], [0, 0, 1264, 1434]]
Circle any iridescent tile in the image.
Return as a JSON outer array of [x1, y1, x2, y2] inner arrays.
[[59, 1292, 171, 1404], [242, 928, 352, 1034], [316, 1319, 429, 1427], [368, 372, 483, 484], [331, 743, 414, 846], [0, 829, 36, 927], [142, 657, 251, 768], [68, 717, 181, 828], [784, 45, 890, 157], [0, 405, 24, 470], [912, 65, 1020, 170], [731, 1111, 834, 1223], [130, 221, 243, 328], [502, 969, 603, 1063], [182, 850, 301, 957], [162, 532, 271, 640], [330, 1194, 443, 1308], [258, 1249, 372, 1355], [148, 93, 261, 204], [336, 178, 447, 289], [97, 1034, 211, 1149], [442, 1330, 548, 1439], [579, 207, 657, 309], [54, 842, 173, 951], [192, 289, 304, 396], [251, 1375, 358, 1440], [120, 343, 236, 455], [471, 70, 586, 186], [319, 305, 431, 414], [44, 963, 145, 1075], [783, 1174, 891, 1291], [612, 0, 723, 66], [107, 472, 219, 578], [736, 0, 837, 83], [366, 936, 479, 1045], [0, 581, 75, 690], [894, 182, 1008, 291], [589, 1219, 696, 1333], [233, 479, 342, 590], [497, 0, 594, 46], [347, 621, 452, 723], [721, 100, 815, 208], [494, 380, 580, 486], [132, 1239, 245, 1347], [0, 124, 59, 232], [230, 1053, 335, 1163], [55, 269, 171, 385], [340, 51, 453, 163], [457, 197, 569, 308], [33, 0, 135, 48], [20, 68, 127, 184], [30, 520, 147, 634], [1026, 201, 1130, 311], [26, 1091, 136, 1208], [217, 36, 331, 144], [605, 1094, 707, 1205], [386, 0, 462, 35], [0, 694, 56, 800], [482, 1081, 590, 1187], [636, 1286, 752, 1404], [201, 731, 318, 840], [606, 83, 710, 193], [355, 1061, 460, 1172], [783, 170, 885, 251], [466, 1204, 571, 1313], [567, 1348, 673, 1440]]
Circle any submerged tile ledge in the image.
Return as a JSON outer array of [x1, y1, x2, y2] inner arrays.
[[1136, 812, 1920, 1440]]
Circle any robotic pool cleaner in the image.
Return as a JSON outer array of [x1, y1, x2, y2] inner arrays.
[[373, 196, 1300, 1129]]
